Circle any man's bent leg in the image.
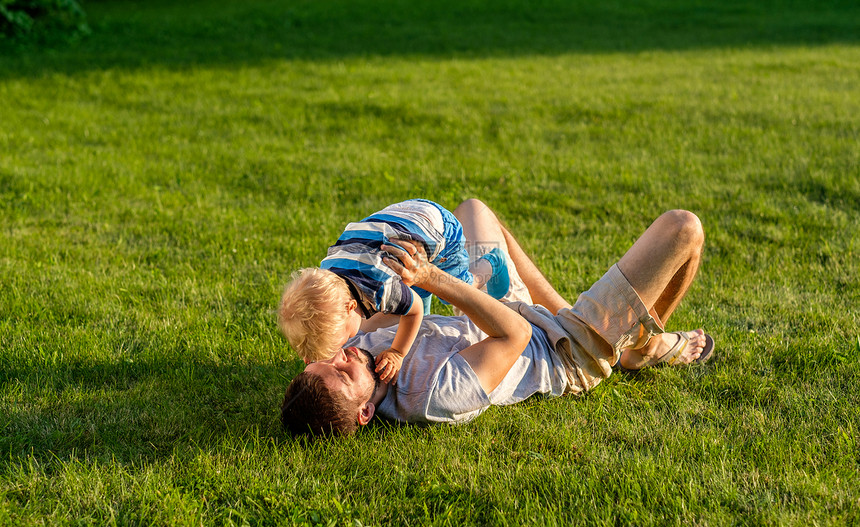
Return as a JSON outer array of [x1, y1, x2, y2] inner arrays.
[[453, 199, 571, 313], [613, 210, 708, 369], [616, 209, 704, 321], [453, 199, 531, 304], [500, 225, 572, 314]]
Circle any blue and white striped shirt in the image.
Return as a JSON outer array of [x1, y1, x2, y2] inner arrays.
[[321, 200, 449, 316]]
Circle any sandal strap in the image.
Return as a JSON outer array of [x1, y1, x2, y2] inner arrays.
[[658, 332, 690, 366]]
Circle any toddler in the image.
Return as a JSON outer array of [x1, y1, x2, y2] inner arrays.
[[279, 199, 509, 383]]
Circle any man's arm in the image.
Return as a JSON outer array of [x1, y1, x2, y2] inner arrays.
[[382, 242, 532, 393]]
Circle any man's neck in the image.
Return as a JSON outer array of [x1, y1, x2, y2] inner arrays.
[[370, 381, 389, 407]]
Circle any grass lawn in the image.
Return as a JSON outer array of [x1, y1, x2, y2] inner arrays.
[[1, 0, 859, 524]]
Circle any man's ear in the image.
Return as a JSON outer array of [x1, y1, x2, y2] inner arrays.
[[356, 401, 375, 426]]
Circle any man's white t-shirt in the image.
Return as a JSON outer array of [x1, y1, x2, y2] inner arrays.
[[347, 314, 569, 425]]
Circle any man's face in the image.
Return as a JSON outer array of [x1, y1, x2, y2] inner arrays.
[[304, 347, 380, 404]]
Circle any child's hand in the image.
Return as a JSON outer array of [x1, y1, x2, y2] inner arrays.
[[374, 348, 405, 384]]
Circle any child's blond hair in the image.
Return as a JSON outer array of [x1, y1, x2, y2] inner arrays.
[[278, 268, 352, 362]]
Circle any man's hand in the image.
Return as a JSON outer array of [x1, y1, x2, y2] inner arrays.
[[384, 236, 532, 395], [374, 347, 405, 384], [381, 241, 433, 288]]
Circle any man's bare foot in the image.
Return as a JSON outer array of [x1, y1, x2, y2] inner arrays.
[[618, 329, 710, 371]]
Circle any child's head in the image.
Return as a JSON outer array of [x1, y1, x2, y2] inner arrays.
[[278, 268, 361, 363]]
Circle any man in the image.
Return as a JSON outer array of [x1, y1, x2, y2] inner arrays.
[[280, 199, 714, 435]]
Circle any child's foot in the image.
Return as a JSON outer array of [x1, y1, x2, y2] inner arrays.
[[478, 248, 510, 300]]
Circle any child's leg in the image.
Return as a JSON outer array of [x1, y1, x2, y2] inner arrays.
[[421, 294, 431, 315], [451, 200, 511, 299]]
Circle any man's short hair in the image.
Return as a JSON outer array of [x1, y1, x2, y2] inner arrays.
[[278, 268, 352, 363], [280, 371, 359, 436]]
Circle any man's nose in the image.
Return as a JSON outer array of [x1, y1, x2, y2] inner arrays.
[[318, 348, 344, 365], [334, 347, 347, 363]]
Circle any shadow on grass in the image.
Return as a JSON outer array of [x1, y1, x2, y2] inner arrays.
[[2, 0, 859, 79], [0, 358, 296, 464], [1, 355, 434, 467]]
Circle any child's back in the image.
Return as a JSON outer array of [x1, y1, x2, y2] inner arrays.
[[321, 199, 471, 318]]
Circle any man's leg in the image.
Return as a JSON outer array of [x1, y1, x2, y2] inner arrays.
[[453, 199, 571, 313], [452, 199, 505, 291], [614, 209, 708, 369], [499, 224, 572, 314]]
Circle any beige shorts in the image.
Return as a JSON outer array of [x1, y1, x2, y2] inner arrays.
[[556, 264, 665, 393], [464, 245, 659, 356]]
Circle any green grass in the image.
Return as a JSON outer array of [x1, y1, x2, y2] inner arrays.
[[1, 0, 859, 524]]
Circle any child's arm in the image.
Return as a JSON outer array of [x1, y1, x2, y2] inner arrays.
[[374, 288, 423, 384], [359, 312, 400, 333]]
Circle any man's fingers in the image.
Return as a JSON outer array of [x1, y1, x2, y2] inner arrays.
[[388, 239, 417, 252], [381, 243, 411, 262], [382, 256, 404, 272], [388, 240, 415, 255], [383, 241, 424, 263], [393, 239, 426, 259]]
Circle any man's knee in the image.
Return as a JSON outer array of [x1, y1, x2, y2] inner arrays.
[[453, 198, 487, 219], [659, 209, 704, 249]]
